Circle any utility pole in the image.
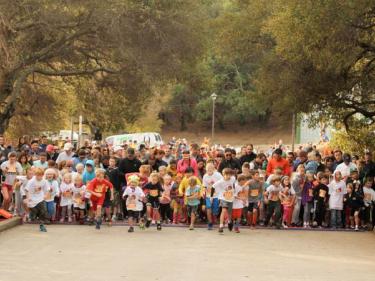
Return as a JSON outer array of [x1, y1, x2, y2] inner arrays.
[[211, 93, 217, 145]]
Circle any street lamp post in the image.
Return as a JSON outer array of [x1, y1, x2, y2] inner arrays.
[[211, 93, 217, 144]]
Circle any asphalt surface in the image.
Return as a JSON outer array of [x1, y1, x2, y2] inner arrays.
[[0, 225, 374, 281]]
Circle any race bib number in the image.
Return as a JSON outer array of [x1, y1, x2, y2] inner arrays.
[[63, 191, 72, 198], [73, 194, 82, 204], [337, 188, 342, 193], [127, 198, 137, 210], [45, 192, 52, 200], [319, 189, 326, 198], [364, 193, 372, 201], [271, 191, 278, 201], [149, 189, 159, 197], [223, 190, 233, 201], [308, 189, 313, 197], [250, 189, 259, 197]]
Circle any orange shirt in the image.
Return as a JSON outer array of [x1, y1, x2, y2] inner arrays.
[[266, 158, 290, 176]]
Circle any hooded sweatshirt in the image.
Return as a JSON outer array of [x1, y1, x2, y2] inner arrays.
[[82, 160, 95, 185]]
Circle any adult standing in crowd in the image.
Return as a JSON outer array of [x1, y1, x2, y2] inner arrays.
[[118, 147, 142, 186], [239, 144, 257, 165], [361, 152, 375, 182], [218, 148, 241, 174], [266, 148, 290, 177], [56, 143, 74, 164], [177, 150, 198, 176]]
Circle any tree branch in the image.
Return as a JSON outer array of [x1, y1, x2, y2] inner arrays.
[[33, 67, 118, 77]]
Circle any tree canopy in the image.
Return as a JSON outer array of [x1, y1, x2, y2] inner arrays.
[[1, 0, 374, 136]]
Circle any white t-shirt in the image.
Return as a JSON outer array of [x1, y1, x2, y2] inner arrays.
[[56, 151, 74, 164], [44, 180, 59, 203], [72, 185, 86, 209], [25, 177, 48, 208], [0, 161, 23, 185], [202, 171, 223, 199], [363, 186, 375, 207], [123, 186, 145, 211], [213, 177, 236, 203], [334, 162, 357, 178], [233, 183, 248, 209], [328, 180, 346, 210], [60, 182, 74, 206], [266, 184, 283, 201]]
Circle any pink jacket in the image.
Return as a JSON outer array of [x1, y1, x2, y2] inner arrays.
[[177, 158, 198, 176]]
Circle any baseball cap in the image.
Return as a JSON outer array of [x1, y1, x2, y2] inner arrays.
[[113, 146, 123, 153]]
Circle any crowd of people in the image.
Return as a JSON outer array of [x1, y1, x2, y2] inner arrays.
[[0, 134, 374, 233]]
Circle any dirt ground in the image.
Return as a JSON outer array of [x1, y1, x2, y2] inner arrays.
[[1, 225, 374, 281]]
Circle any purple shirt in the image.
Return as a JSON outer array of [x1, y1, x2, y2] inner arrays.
[[302, 181, 314, 205]]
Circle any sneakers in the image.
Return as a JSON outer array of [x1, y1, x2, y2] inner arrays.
[[68, 217, 72, 223], [228, 221, 233, 232], [208, 223, 213, 230], [189, 225, 194, 230], [59, 218, 65, 223], [39, 224, 47, 232], [95, 219, 102, 230], [145, 219, 151, 228], [128, 226, 134, 233], [112, 215, 117, 222], [234, 227, 240, 233], [218, 227, 224, 233], [157, 223, 162, 231], [139, 221, 145, 230], [355, 225, 359, 231], [282, 222, 288, 229]]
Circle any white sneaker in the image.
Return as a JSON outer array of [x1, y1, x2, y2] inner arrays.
[[282, 222, 288, 229], [303, 222, 307, 228], [112, 215, 117, 221], [355, 225, 359, 231]]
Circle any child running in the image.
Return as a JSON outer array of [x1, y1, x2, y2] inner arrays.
[[87, 169, 114, 230], [144, 172, 163, 230], [212, 168, 236, 233], [185, 176, 201, 230], [123, 175, 145, 232], [44, 168, 59, 222], [24, 168, 49, 232], [202, 162, 223, 230], [232, 174, 249, 233], [72, 174, 86, 224]]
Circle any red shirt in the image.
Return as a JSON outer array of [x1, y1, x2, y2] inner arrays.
[[266, 157, 290, 176], [87, 178, 113, 198]]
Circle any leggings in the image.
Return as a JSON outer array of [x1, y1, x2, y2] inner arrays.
[[303, 201, 313, 223]]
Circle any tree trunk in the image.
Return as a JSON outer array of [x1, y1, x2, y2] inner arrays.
[[0, 75, 15, 134]]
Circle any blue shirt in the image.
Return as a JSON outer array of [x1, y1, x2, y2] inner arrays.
[[185, 185, 201, 206]]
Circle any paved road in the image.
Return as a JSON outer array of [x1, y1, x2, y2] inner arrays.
[[1, 225, 374, 281]]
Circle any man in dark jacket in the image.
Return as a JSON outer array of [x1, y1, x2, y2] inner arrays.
[[240, 144, 257, 165], [218, 148, 241, 174], [118, 148, 142, 187]]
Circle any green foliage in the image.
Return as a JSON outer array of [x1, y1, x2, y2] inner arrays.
[[330, 123, 375, 156]]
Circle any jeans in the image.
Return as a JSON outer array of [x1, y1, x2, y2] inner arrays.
[[292, 197, 302, 224], [330, 209, 342, 228], [303, 201, 313, 223], [45, 201, 55, 218]]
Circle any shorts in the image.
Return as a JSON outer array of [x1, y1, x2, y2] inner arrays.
[[220, 200, 233, 209], [187, 205, 199, 217], [103, 193, 112, 208], [127, 210, 140, 219], [248, 202, 260, 212], [205, 197, 219, 215], [91, 195, 105, 211], [29, 201, 48, 223], [74, 207, 85, 211], [147, 197, 160, 209], [232, 208, 242, 220], [350, 207, 361, 216], [1, 183, 13, 193]]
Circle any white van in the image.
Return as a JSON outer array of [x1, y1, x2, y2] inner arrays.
[[106, 132, 163, 148]]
